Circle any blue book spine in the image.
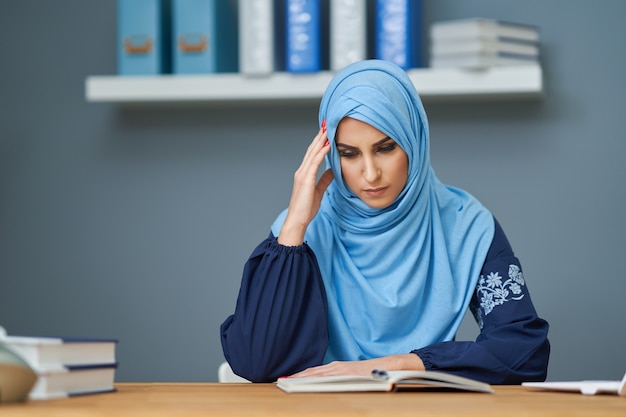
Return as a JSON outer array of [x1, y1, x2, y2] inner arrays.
[[117, 0, 170, 75], [375, 0, 423, 69], [286, 0, 321, 73], [172, 0, 238, 74]]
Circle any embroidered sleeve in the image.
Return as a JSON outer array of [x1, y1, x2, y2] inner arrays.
[[473, 264, 527, 329], [413, 218, 550, 384]]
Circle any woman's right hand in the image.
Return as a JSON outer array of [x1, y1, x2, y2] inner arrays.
[[278, 125, 334, 246]]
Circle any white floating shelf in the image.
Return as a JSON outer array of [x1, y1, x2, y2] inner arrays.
[[85, 64, 542, 104]]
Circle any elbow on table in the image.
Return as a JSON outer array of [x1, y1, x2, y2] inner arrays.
[[230, 363, 277, 383], [521, 338, 551, 383], [220, 324, 283, 382], [503, 336, 551, 385]]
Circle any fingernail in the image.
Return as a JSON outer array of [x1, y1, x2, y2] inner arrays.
[[324, 140, 330, 146], [322, 119, 326, 133]]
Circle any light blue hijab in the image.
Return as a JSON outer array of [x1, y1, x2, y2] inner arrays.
[[272, 60, 494, 362]]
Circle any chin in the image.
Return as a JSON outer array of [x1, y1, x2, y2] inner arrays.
[[362, 199, 394, 209]]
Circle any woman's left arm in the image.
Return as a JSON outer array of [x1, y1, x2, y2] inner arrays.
[[413, 219, 550, 384]]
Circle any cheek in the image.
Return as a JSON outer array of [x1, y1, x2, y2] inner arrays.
[[339, 161, 359, 191], [390, 156, 409, 185]]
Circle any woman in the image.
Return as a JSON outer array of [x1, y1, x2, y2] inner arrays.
[[220, 60, 549, 384]]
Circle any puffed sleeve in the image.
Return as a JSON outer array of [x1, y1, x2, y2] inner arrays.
[[413, 219, 550, 384], [220, 233, 329, 382]]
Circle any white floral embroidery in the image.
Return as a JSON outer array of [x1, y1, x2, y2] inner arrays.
[[474, 265, 525, 329]]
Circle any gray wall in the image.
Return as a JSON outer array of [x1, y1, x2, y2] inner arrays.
[[1, 0, 624, 382]]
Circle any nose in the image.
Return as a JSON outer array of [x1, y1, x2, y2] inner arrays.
[[362, 155, 381, 183]]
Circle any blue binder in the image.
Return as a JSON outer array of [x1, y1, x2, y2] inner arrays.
[[285, 0, 323, 73], [117, 0, 170, 75], [375, 0, 423, 69], [172, 0, 238, 74]]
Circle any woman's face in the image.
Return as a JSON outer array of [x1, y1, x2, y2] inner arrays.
[[335, 117, 408, 209]]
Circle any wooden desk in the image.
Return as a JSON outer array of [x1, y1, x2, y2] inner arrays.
[[3, 383, 625, 416]]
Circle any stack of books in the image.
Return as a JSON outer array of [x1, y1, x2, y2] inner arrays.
[[429, 18, 540, 69], [1, 332, 118, 400]]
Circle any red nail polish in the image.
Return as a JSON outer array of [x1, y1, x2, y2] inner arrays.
[[322, 119, 326, 133], [324, 140, 330, 146]]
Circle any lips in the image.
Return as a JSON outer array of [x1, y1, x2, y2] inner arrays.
[[364, 187, 388, 197]]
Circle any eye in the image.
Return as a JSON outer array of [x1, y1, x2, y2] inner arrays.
[[339, 149, 359, 158], [376, 143, 397, 153]]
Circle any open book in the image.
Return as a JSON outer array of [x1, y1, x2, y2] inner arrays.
[[523, 372, 626, 396], [276, 370, 493, 393]]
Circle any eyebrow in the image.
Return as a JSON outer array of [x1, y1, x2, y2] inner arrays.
[[336, 136, 393, 149]]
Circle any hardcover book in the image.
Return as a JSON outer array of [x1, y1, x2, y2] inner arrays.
[[29, 364, 117, 400], [1, 335, 117, 369], [431, 38, 539, 57], [429, 51, 538, 69], [430, 18, 540, 43], [1, 329, 118, 401]]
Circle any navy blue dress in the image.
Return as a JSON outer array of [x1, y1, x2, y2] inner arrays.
[[221, 218, 550, 383]]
